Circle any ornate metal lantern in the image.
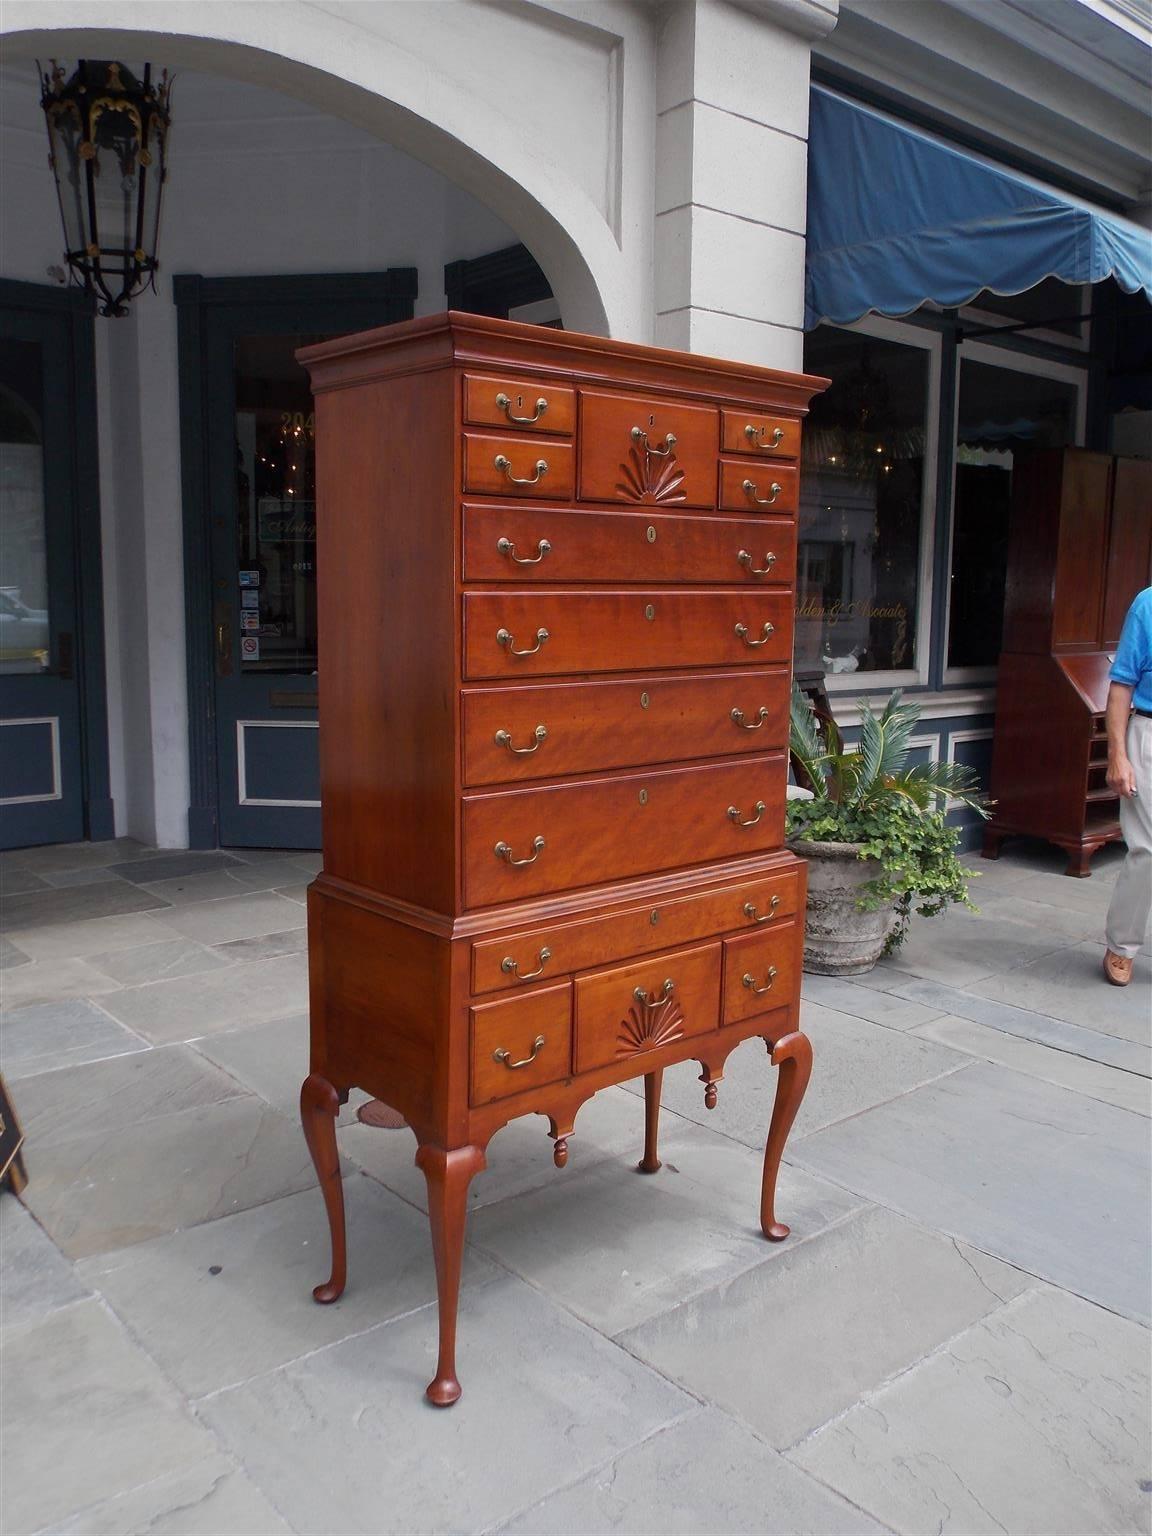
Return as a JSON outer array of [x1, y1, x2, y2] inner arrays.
[[40, 60, 172, 317]]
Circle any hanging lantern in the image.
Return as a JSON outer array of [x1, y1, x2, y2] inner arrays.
[[40, 60, 172, 317]]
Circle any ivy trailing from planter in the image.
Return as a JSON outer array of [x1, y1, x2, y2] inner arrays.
[[787, 684, 991, 952]]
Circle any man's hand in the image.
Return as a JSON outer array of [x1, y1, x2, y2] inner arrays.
[[1107, 753, 1137, 797]]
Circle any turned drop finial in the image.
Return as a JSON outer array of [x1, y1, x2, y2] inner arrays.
[[553, 1136, 569, 1168]]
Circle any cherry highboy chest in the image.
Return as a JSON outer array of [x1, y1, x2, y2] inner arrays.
[[298, 313, 827, 1405]]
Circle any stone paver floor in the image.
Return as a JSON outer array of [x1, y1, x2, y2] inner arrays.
[[1, 837, 1149, 1535]]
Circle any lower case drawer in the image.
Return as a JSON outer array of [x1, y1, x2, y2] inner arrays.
[[470, 982, 572, 1105], [574, 941, 721, 1074], [722, 924, 799, 1025]]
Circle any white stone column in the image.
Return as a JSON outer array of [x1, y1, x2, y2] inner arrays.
[[654, 0, 838, 372]]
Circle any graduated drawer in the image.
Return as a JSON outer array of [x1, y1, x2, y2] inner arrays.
[[462, 590, 793, 679], [718, 460, 800, 515], [462, 669, 788, 786], [578, 390, 718, 508], [463, 756, 787, 907], [463, 374, 575, 436], [470, 981, 573, 1105], [721, 411, 801, 459], [462, 433, 575, 499], [722, 925, 799, 1025], [574, 942, 721, 1074], [472, 867, 802, 994], [462, 504, 796, 585]]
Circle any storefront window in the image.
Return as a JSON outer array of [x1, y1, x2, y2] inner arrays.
[[947, 355, 1080, 670], [798, 329, 930, 677]]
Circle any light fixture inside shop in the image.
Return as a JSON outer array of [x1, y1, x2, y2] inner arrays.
[[39, 59, 172, 317]]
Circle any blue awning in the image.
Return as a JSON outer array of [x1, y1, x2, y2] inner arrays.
[[805, 87, 1152, 330]]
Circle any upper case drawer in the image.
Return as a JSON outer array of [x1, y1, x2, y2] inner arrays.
[[462, 668, 788, 786], [463, 756, 787, 907], [463, 374, 575, 436], [472, 866, 802, 994], [462, 504, 796, 586], [463, 433, 575, 499], [463, 590, 793, 679], [718, 460, 800, 515], [574, 941, 721, 1074], [470, 981, 572, 1105], [721, 411, 801, 459], [722, 924, 799, 1026], [578, 390, 718, 508]]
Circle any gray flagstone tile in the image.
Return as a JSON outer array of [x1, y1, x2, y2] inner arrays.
[[0, 880, 170, 933], [878, 906, 1068, 987], [149, 891, 308, 946], [502, 1407, 888, 1534], [109, 851, 244, 885], [788, 1287, 1151, 1536], [6, 913, 173, 962], [212, 926, 307, 963], [198, 1273, 692, 1536], [0, 838, 159, 876], [0, 955, 124, 1010], [470, 1122, 863, 1336], [618, 1204, 1031, 1450], [21, 1095, 321, 1258], [81, 1175, 498, 1399], [85, 937, 232, 986], [14, 1045, 248, 1150], [791, 1062, 1152, 1323], [0, 1197, 90, 1335], [0, 937, 31, 969], [1, 997, 148, 1081], [0, 867, 50, 894], [800, 970, 945, 1029], [0, 1301, 217, 1535], [97, 953, 309, 1043], [968, 940, 1152, 1045], [43, 1454, 293, 1536], [40, 867, 129, 889]]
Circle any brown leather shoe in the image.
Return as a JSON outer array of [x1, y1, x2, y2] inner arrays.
[[1103, 949, 1134, 987]]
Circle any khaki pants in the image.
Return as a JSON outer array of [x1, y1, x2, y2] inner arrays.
[[1105, 713, 1152, 960]]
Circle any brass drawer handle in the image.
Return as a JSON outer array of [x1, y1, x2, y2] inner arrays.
[[493, 1034, 546, 1069], [738, 549, 777, 577], [728, 801, 767, 828], [495, 454, 548, 486], [634, 977, 675, 1005], [497, 626, 549, 656], [731, 706, 770, 731], [497, 536, 551, 566], [742, 966, 778, 995], [735, 621, 775, 648], [495, 725, 548, 755], [745, 424, 785, 451], [631, 426, 677, 457], [494, 836, 546, 866], [744, 895, 781, 924], [496, 391, 548, 425], [501, 946, 552, 980], [743, 477, 782, 506]]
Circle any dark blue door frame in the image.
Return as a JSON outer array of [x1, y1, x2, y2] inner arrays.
[[0, 279, 112, 849], [174, 271, 417, 849]]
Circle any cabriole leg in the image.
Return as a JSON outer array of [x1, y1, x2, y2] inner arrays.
[[300, 1073, 347, 1303], [760, 1031, 813, 1242], [638, 1068, 663, 1173], [416, 1143, 487, 1408]]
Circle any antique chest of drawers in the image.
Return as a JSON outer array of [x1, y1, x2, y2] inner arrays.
[[297, 314, 827, 1406]]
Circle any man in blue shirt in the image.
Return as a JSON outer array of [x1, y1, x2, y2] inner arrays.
[[1104, 585, 1152, 986]]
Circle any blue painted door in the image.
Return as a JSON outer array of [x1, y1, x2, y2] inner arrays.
[[0, 308, 85, 849]]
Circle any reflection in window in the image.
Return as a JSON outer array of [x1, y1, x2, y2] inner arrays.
[[798, 330, 929, 676], [0, 341, 50, 674], [948, 360, 1079, 669]]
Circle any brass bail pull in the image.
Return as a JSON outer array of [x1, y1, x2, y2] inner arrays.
[[495, 391, 548, 425], [634, 978, 675, 1006], [494, 836, 546, 866], [745, 424, 785, 451], [501, 946, 552, 980], [735, 622, 775, 648], [731, 706, 770, 731], [738, 549, 778, 577], [497, 536, 551, 566], [497, 627, 549, 657], [743, 895, 781, 924], [743, 478, 782, 506], [631, 426, 677, 457], [728, 801, 767, 828], [493, 1035, 546, 1069], [495, 725, 548, 755], [742, 966, 778, 995], [495, 454, 548, 486]]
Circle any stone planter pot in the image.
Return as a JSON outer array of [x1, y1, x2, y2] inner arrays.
[[789, 837, 897, 976]]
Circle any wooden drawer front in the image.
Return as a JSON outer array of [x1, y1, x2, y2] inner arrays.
[[472, 867, 802, 994], [463, 433, 575, 499], [721, 411, 801, 460], [470, 982, 573, 1105], [463, 669, 788, 786], [463, 590, 793, 679], [718, 460, 800, 516], [463, 757, 786, 906], [574, 942, 721, 1074], [722, 925, 799, 1026], [463, 374, 575, 436], [578, 390, 718, 509], [462, 504, 796, 586]]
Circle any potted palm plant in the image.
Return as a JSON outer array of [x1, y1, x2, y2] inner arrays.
[[788, 684, 990, 974]]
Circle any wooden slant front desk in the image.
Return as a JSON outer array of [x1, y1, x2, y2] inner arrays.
[[298, 314, 827, 1406]]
